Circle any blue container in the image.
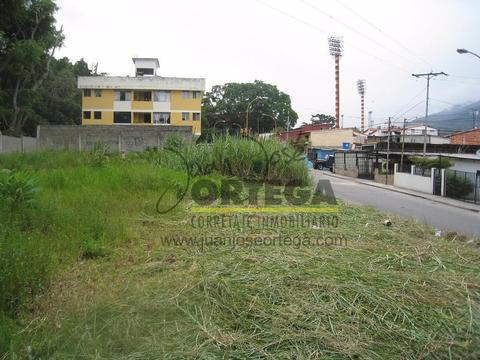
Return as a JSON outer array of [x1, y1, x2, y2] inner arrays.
[[342, 142, 350, 150]]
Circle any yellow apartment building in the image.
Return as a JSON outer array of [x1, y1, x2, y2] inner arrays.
[[77, 58, 205, 135]]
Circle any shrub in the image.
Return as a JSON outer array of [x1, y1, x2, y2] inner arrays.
[[87, 142, 110, 167], [446, 173, 474, 199], [0, 170, 40, 212], [164, 134, 186, 150], [410, 156, 452, 169]]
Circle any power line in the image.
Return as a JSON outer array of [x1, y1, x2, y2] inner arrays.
[[256, 0, 414, 75], [392, 100, 425, 122], [448, 75, 480, 80], [429, 98, 461, 107], [411, 71, 448, 155], [390, 86, 427, 119], [335, 0, 433, 69], [300, 0, 422, 71], [432, 77, 480, 85]]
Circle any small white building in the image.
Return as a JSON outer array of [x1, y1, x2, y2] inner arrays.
[[405, 125, 438, 136], [442, 153, 480, 173]]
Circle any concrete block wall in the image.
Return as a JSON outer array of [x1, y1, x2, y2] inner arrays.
[[37, 125, 192, 153], [374, 170, 394, 185], [334, 167, 359, 178], [0, 133, 37, 154]]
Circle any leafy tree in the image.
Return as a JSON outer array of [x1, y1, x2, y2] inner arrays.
[[202, 80, 298, 135], [22, 57, 93, 135], [410, 156, 452, 169], [0, 0, 64, 135], [309, 114, 335, 127]]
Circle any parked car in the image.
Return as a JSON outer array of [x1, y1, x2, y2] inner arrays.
[[307, 148, 335, 171]]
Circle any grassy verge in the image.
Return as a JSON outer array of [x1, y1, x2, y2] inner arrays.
[[1, 145, 480, 359]]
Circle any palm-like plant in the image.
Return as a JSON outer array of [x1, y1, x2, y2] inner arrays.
[[0, 170, 40, 211]]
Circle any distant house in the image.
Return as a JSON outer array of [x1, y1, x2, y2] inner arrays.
[[404, 125, 438, 136], [278, 124, 365, 150], [442, 153, 480, 173], [309, 128, 366, 149], [448, 128, 480, 145], [278, 123, 332, 143], [395, 134, 449, 145]]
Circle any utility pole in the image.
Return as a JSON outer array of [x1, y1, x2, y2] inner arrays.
[[341, 114, 344, 128], [328, 36, 344, 128], [286, 113, 290, 140], [411, 71, 448, 156], [386, 117, 391, 185], [368, 111, 373, 128], [400, 118, 407, 170], [357, 80, 366, 131]]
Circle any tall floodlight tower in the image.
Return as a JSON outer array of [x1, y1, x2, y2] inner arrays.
[[328, 35, 344, 128], [357, 79, 366, 131]]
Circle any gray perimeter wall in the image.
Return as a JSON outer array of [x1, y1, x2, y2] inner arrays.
[[0, 133, 37, 154], [36, 125, 193, 153]]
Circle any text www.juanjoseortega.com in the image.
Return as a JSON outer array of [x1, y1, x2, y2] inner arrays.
[[159, 234, 347, 249]]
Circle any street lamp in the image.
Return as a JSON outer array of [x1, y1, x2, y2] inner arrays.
[[213, 119, 242, 136], [230, 122, 242, 135], [260, 113, 278, 134], [356, 79, 366, 131], [457, 48, 480, 60], [328, 35, 344, 129], [245, 96, 267, 134]]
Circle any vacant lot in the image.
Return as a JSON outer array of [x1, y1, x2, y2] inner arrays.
[[1, 142, 479, 359]]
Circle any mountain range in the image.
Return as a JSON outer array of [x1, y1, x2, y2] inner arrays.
[[409, 100, 480, 135]]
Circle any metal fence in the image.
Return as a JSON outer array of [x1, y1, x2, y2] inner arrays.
[[396, 164, 411, 173], [444, 169, 479, 204], [413, 166, 431, 177]]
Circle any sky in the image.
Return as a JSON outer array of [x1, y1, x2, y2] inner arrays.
[[55, 0, 480, 128]]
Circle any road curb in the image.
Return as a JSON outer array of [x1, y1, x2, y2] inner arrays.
[[319, 171, 480, 214]]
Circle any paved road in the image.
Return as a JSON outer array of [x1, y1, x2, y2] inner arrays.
[[312, 170, 480, 237]]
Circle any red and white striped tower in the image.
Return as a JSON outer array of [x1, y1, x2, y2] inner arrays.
[[328, 36, 344, 128], [357, 80, 366, 131]]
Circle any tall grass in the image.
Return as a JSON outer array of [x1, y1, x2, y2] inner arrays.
[[0, 137, 309, 328], [1, 144, 480, 358], [0, 152, 185, 323], [134, 135, 310, 186]]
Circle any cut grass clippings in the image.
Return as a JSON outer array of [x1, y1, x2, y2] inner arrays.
[[0, 147, 479, 359]]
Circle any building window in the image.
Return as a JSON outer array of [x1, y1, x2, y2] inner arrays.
[[182, 91, 189, 99], [133, 112, 151, 124], [192, 112, 201, 121], [95, 89, 102, 97], [114, 112, 131, 124], [153, 112, 171, 125], [83, 111, 91, 119], [136, 68, 154, 76], [154, 91, 170, 102], [94, 111, 102, 120], [134, 91, 152, 101], [182, 112, 190, 121], [115, 90, 132, 101], [83, 89, 91, 97], [192, 91, 201, 99]]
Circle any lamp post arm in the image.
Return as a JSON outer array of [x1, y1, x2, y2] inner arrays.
[[467, 50, 480, 60]]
